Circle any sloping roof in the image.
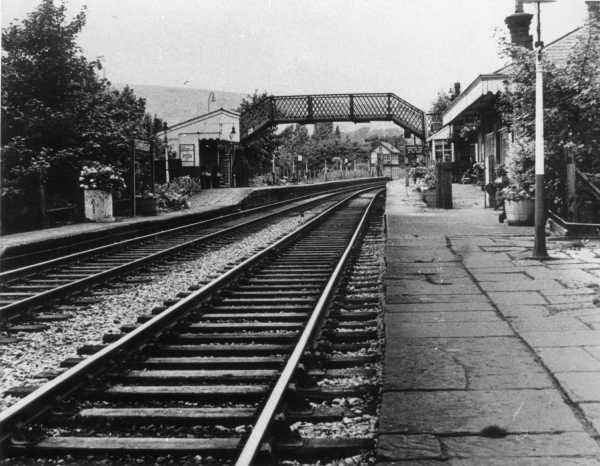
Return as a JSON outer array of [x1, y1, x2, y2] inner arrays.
[[426, 125, 450, 143], [161, 107, 240, 136], [380, 141, 401, 153], [494, 26, 585, 75], [443, 25, 588, 126]]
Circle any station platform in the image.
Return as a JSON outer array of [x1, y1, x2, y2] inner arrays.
[[379, 180, 600, 464], [0, 178, 379, 269]]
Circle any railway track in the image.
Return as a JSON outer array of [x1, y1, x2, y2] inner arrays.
[[0, 187, 386, 465], [0, 183, 383, 335]]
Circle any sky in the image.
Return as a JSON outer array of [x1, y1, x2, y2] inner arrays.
[[1, 0, 591, 111]]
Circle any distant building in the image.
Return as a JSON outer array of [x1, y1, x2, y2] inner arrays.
[[158, 108, 240, 189], [371, 142, 402, 179]]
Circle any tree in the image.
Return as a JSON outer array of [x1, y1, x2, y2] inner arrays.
[[236, 90, 280, 171], [312, 122, 334, 141], [1, 1, 152, 232], [496, 17, 600, 214]]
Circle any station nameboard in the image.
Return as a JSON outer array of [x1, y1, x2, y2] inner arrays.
[[134, 140, 151, 152]]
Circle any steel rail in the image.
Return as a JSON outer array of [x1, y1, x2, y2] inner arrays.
[[235, 188, 385, 466], [0, 185, 382, 451], [0, 182, 382, 281], [0, 183, 384, 322]]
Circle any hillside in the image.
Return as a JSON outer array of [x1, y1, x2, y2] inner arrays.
[[112, 83, 248, 127]]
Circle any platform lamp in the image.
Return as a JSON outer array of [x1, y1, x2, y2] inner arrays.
[[522, 0, 555, 259], [207, 92, 216, 113]]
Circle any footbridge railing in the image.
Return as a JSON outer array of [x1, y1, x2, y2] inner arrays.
[[240, 93, 426, 143]]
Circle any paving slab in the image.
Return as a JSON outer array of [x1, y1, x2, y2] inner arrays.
[[479, 279, 563, 292], [537, 347, 600, 373], [386, 282, 480, 295], [385, 293, 489, 304], [387, 311, 499, 323], [521, 330, 600, 347], [383, 337, 551, 391], [385, 319, 514, 338], [554, 372, 600, 402], [376, 434, 442, 461], [384, 248, 460, 263], [580, 403, 600, 434], [486, 291, 547, 305], [379, 389, 584, 434], [442, 432, 600, 458], [385, 302, 496, 313]]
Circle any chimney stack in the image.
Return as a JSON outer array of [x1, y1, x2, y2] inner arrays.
[[454, 82, 461, 98], [505, 0, 534, 50], [587, 1, 600, 21]]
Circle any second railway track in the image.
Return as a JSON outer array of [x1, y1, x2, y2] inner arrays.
[[0, 186, 387, 466], [0, 183, 384, 335]]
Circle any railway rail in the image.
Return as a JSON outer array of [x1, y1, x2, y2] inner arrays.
[[0, 183, 384, 334], [0, 186, 386, 465]]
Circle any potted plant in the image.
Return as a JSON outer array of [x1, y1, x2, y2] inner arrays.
[[472, 162, 486, 189], [500, 136, 536, 226], [141, 192, 159, 216], [500, 185, 535, 226], [494, 163, 509, 185], [414, 168, 437, 207], [79, 163, 126, 222]]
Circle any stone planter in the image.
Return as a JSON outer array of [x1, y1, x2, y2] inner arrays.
[[84, 189, 115, 223], [504, 199, 534, 226]]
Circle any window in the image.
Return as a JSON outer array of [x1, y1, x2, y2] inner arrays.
[[498, 131, 510, 164], [434, 140, 452, 162], [383, 152, 391, 164]]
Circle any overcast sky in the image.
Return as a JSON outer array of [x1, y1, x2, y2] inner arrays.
[[1, 0, 590, 111]]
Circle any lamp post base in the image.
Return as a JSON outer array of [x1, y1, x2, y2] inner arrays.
[[532, 173, 550, 259]]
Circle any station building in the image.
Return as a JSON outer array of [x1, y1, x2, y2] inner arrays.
[[432, 1, 599, 189], [158, 108, 241, 189]]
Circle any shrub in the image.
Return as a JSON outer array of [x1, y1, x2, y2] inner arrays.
[[153, 176, 202, 211]]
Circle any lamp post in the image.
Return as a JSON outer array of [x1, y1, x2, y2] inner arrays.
[[522, 0, 554, 259], [163, 122, 170, 183], [207, 92, 216, 113]]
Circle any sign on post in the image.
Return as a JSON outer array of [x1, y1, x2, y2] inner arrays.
[[131, 138, 154, 217]]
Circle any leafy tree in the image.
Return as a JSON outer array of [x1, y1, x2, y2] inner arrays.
[[236, 90, 280, 171], [335, 125, 342, 139], [428, 90, 452, 115], [1, 0, 152, 232], [312, 122, 334, 141], [496, 17, 600, 210]]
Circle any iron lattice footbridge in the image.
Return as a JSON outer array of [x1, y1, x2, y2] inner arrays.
[[239, 93, 426, 143]]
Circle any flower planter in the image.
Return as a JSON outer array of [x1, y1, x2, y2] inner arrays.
[[504, 199, 534, 226], [422, 189, 437, 208], [84, 189, 115, 223]]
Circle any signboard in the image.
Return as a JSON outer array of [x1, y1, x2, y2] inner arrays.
[[405, 145, 425, 156], [297, 155, 303, 162], [134, 140, 151, 152], [180, 144, 195, 166]]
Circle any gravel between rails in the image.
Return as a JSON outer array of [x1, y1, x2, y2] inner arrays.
[[0, 202, 335, 411]]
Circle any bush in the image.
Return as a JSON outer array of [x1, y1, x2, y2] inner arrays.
[[153, 176, 202, 211]]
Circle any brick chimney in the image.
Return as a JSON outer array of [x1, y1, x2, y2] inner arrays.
[[505, 0, 534, 50], [586, 1, 600, 21]]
